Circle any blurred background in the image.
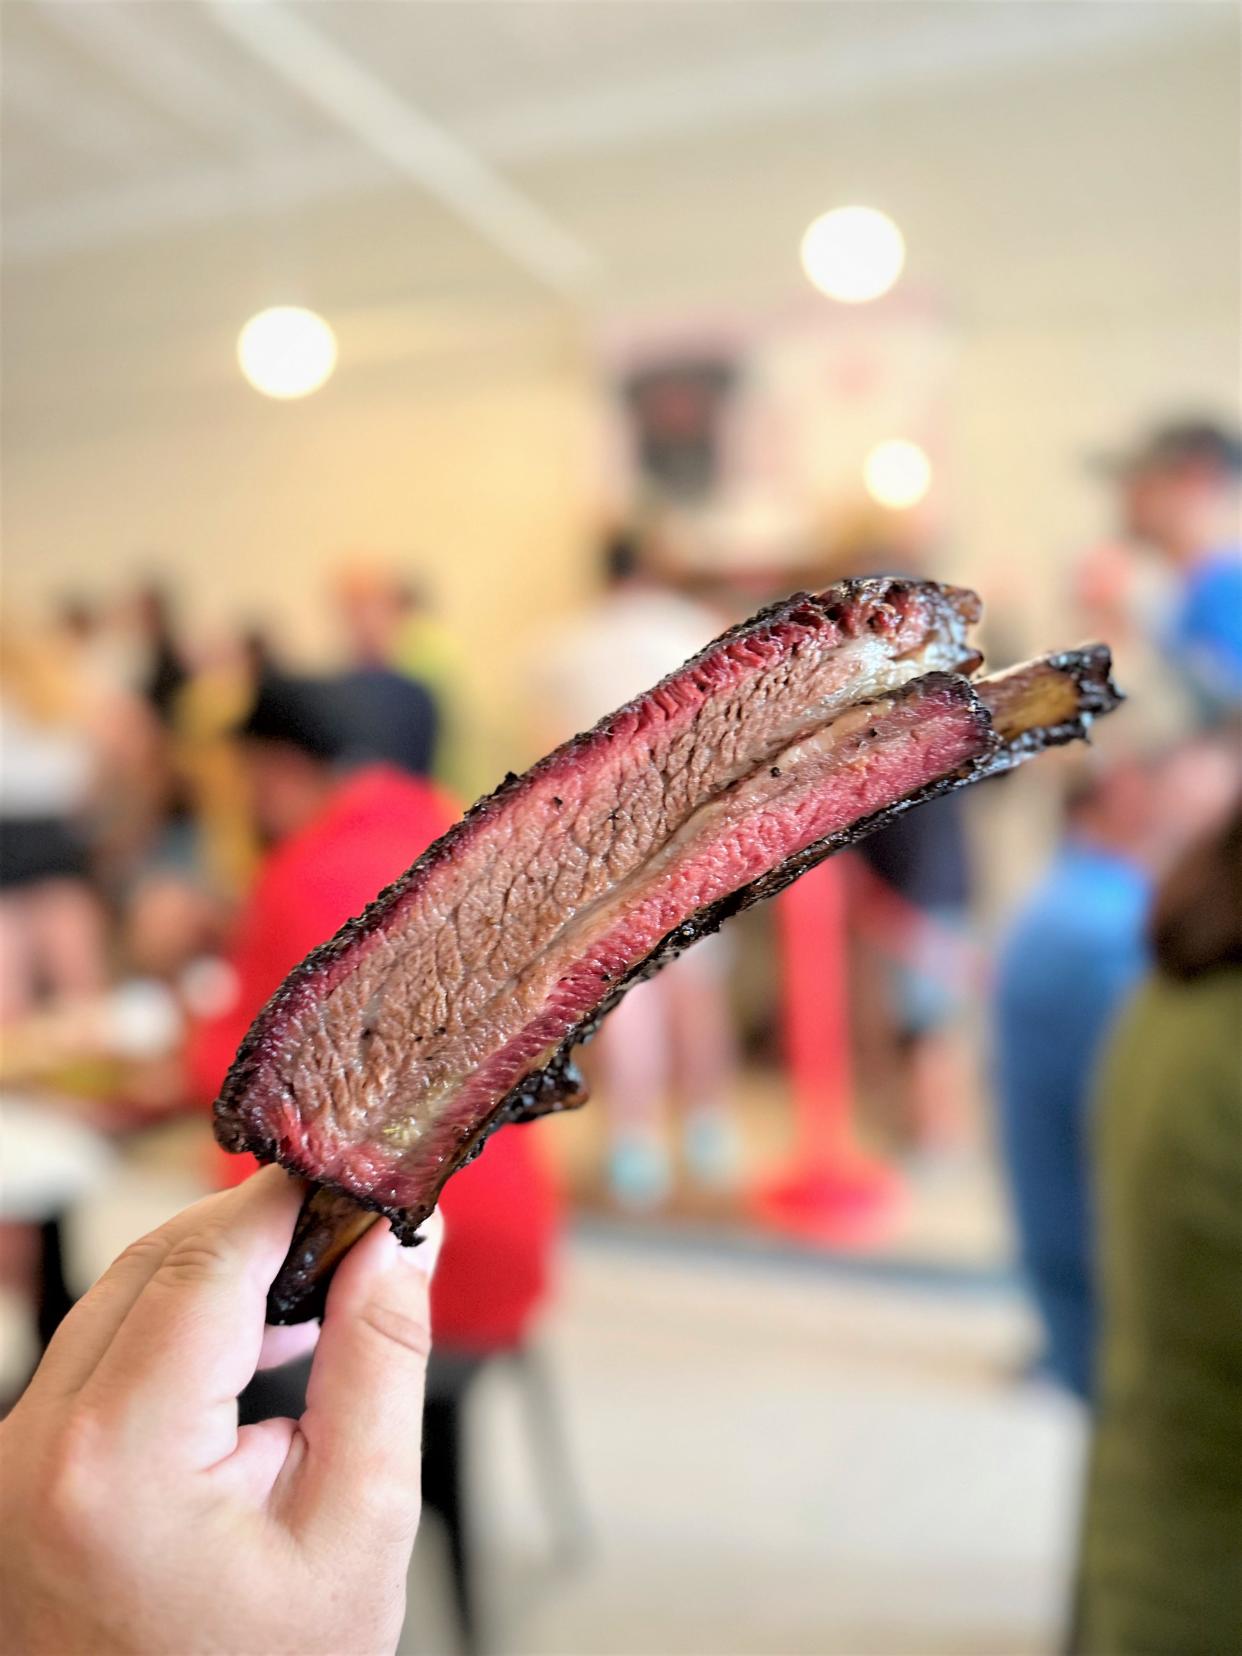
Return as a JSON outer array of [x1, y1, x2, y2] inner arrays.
[[2, 3, 1240, 1653]]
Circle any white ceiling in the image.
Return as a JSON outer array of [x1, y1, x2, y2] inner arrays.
[[3, 1, 1235, 269], [3, 1, 1239, 432]]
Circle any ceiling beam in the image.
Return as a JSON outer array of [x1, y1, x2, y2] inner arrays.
[[467, 0, 1229, 165], [2, 36, 168, 167], [33, 0, 291, 150], [202, 0, 599, 298], [3, 140, 385, 265]]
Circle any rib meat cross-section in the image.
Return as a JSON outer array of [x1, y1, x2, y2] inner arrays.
[[212, 578, 1121, 1321]]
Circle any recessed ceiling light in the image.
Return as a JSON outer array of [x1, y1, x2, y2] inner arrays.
[[237, 306, 337, 399], [863, 439, 932, 509], [800, 206, 906, 303]]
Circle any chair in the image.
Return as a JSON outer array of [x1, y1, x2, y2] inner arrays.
[[421, 1343, 591, 1656]]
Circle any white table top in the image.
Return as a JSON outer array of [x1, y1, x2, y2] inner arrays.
[[1, 1094, 114, 1222]]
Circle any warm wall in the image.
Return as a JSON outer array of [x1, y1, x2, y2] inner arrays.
[[3, 292, 1236, 925], [950, 309, 1240, 654], [3, 316, 598, 774], [7, 299, 1234, 667]]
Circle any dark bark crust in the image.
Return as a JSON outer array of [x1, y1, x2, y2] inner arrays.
[[214, 577, 970, 1158], [257, 645, 1120, 1322]]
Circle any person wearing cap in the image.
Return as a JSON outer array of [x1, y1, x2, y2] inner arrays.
[[1098, 418, 1242, 718], [332, 562, 442, 781], [186, 672, 561, 1365]]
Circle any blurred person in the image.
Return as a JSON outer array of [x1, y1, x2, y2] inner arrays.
[[56, 592, 98, 645], [527, 529, 739, 1208], [1076, 803, 1242, 1654], [392, 578, 479, 800], [0, 627, 107, 1020], [336, 561, 407, 668], [83, 581, 215, 897], [1097, 418, 1242, 718], [992, 759, 1157, 1399], [103, 693, 226, 989], [132, 580, 190, 728], [240, 622, 281, 685], [55, 592, 160, 709], [852, 795, 975, 1156], [186, 673, 559, 1395], [186, 672, 451, 1088], [167, 624, 278, 903], [334, 564, 440, 778], [54, 592, 122, 688], [829, 522, 979, 1156], [120, 871, 224, 985], [48, 591, 170, 880], [992, 739, 1239, 1398]]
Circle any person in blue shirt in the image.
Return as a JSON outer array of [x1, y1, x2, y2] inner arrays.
[[1096, 418, 1242, 719], [992, 761, 1156, 1400]]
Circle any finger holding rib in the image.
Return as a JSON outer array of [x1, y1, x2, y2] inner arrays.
[[23, 1167, 303, 1408], [77, 1168, 306, 1469]]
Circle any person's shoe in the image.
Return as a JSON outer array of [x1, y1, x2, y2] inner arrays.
[[607, 1137, 672, 1211], [682, 1109, 742, 1191]]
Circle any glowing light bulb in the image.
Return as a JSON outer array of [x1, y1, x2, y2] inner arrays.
[[237, 306, 337, 399], [800, 206, 906, 303], [863, 439, 932, 509]]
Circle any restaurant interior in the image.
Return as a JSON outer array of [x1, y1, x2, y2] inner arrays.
[[2, 4, 1239, 1653]]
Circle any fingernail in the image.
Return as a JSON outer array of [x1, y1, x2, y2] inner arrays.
[[385, 1209, 443, 1279]]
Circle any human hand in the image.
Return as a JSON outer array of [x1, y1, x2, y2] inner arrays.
[[0, 1168, 442, 1655]]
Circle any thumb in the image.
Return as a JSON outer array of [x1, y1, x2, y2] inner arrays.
[[281, 1210, 442, 1550]]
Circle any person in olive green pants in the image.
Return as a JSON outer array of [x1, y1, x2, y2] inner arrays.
[[1077, 805, 1242, 1654]]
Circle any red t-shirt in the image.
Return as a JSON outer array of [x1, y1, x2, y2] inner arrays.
[[189, 764, 559, 1352]]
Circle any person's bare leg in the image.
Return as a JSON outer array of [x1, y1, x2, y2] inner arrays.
[[0, 894, 36, 1023], [122, 874, 217, 980], [595, 976, 673, 1208], [28, 880, 107, 1002], [850, 934, 904, 1146], [906, 1028, 973, 1155], [665, 949, 741, 1190], [893, 914, 974, 1156]]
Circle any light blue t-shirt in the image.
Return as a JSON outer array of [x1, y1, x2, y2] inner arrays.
[[1168, 547, 1242, 716], [992, 843, 1152, 1398]]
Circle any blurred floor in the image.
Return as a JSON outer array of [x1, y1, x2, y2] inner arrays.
[[405, 1238, 1085, 1656], [547, 1068, 1012, 1273]]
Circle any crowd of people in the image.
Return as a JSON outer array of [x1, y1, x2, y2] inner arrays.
[[0, 566, 555, 1374], [1, 414, 1239, 1650], [989, 418, 1241, 1646]]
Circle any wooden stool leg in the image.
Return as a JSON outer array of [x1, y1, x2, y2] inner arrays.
[[423, 1383, 479, 1656], [513, 1345, 591, 1567], [36, 1215, 74, 1352]]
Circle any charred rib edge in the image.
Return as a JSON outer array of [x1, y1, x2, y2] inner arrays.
[[215, 579, 976, 1152]]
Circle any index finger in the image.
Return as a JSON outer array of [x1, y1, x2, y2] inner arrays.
[[79, 1168, 305, 1471], [24, 1167, 297, 1406]]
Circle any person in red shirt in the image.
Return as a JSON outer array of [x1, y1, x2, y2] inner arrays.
[[188, 674, 560, 1354]]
